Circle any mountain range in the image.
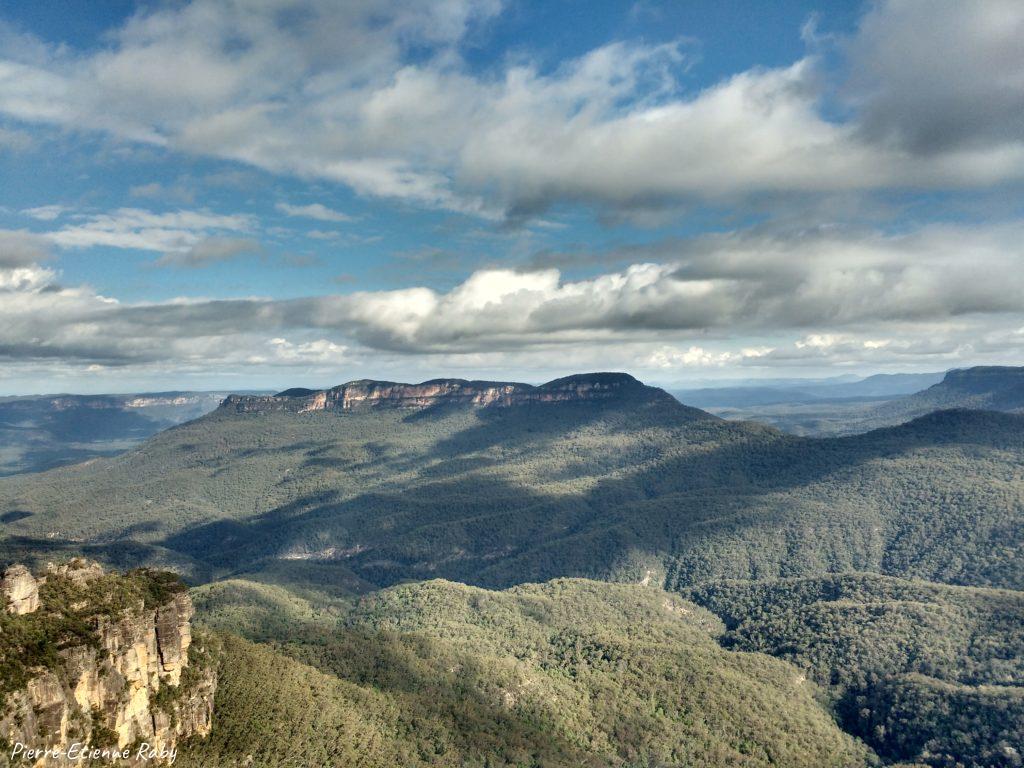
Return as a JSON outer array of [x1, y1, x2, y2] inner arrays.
[[0, 368, 1022, 766], [0, 391, 250, 476], [678, 367, 1024, 436]]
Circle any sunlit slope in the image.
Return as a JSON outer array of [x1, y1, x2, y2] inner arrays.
[[1, 382, 1021, 591], [180, 578, 871, 768]]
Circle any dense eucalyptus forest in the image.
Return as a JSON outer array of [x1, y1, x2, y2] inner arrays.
[[0, 369, 1022, 766]]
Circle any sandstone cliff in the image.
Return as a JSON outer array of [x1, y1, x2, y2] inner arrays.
[[221, 372, 672, 414], [0, 560, 215, 766], [0, 566, 39, 615]]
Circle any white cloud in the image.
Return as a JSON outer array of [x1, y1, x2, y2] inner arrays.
[[48, 208, 255, 252], [0, 264, 55, 292], [275, 202, 354, 223], [0, 1, 1021, 217], [644, 346, 741, 369], [5, 219, 1024, 378], [0, 229, 53, 267], [21, 204, 68, 221], [260, 337, 348, 364]]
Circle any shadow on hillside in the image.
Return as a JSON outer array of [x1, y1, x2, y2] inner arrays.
[[0, 535, 214, 583], [235, 622, 608, 767], [160, 472, 598, 586], [151, 407, 1024, 591]]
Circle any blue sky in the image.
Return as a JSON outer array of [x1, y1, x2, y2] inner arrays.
[[0, 0, 1022, 393]]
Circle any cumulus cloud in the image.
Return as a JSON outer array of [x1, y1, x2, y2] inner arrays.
[[0, 1, 1022, 218], [0, 229, 53, 267], [295, 223, 1024, 352], [846, 0, 1024, 154], [1, 1, 1023, 384], [2, 219, 1024, 379]]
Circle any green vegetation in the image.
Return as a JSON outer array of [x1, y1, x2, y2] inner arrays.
[[1, 373, 1021, 766], [686, 573, 1024, 767], [192, 578, 350, 643], [1, 389, 1020, 594], [867, 367, 1024, 426], [181, 578, 871, 768], [0, 565, 187, 704], [850, 674, 1023, 767]]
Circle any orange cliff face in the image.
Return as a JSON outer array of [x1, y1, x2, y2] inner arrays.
[[218, 373, 670, 414]]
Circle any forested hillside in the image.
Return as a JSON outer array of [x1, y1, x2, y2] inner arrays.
[[179, 578, 872, 768], [865, 367, 1024, 426], [0, 377, 1019, 593], [686, 573, 1024, 766], [704, 366, 1024, 437], [1, 373, 1021, 767]]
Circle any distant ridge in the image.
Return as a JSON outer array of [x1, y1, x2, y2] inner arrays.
[[867, 365, 1024, 425], [221, 372, 681, 413], [0, 390, 243, 476]]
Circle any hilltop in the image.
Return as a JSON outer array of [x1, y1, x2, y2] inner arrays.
[[866, 366, 1024, 424], [0, 373, 1020, 594], [688, 365, 1024, 436], [221, 372, 682, 413]]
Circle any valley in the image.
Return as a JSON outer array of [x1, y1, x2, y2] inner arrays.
[[0, 391, 250, 476], [0, 369, 1021, 766]]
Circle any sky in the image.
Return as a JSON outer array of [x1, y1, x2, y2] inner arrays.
[[0, 0, 1022, 394]]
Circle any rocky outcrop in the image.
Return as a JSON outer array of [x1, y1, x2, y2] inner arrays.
[[221, 372, 671, 414], [1, 564, 40, 615], [46, 560, 104, 585], [0, 561, 216, 766]]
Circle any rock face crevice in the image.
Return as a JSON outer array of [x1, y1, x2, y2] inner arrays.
[[222, 372, 669, 414], [0, 561, 216, 766]]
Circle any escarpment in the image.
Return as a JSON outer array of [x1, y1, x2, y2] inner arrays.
[[0, 560, 216, 766], [221, 371, 678, 413]]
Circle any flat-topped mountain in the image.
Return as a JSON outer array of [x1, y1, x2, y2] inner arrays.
[[1, 372, 1021, 595], [221, 372, 679, 413], [0, 372, 1022, 768]]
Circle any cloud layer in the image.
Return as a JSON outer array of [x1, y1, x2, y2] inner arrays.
[[1, 1, 1023, 218], [1, 1, 1023, 388], [3, 220, 1023, 383]]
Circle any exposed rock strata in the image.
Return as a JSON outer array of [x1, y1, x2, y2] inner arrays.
[[0, 562, 215, 766], [222, 372, 669, 413]]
